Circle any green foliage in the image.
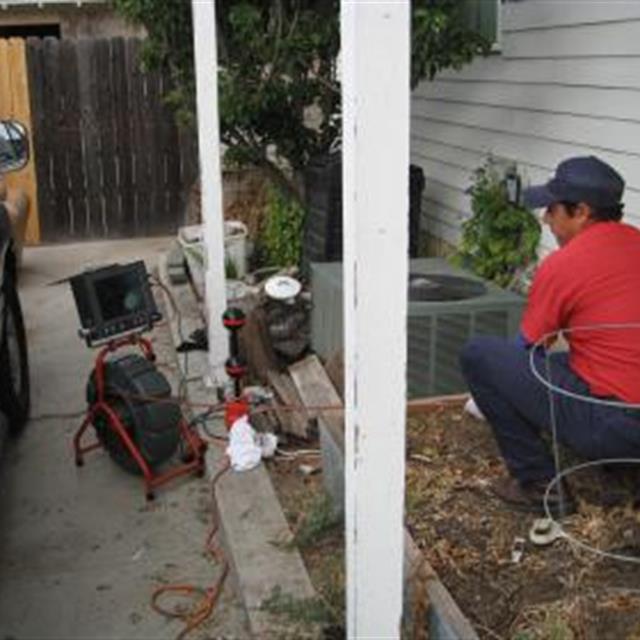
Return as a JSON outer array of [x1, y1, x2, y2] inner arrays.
[[225, 256, 239, 280], [113, 0, 492, 203], [260, 184, 305, 268], [261, 586, 332, 625], [411, 0, 492, 87], [114, 0, 195, 125], [289, 493, 341, 549], [454, 159, 541, 288]]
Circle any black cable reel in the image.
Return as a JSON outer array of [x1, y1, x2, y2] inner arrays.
[[86, 354, 182, 474]]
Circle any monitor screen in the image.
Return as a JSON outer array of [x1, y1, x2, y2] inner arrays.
[[94, 270, 146, 323]]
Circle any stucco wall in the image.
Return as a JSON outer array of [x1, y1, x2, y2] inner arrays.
[[411, 0, 640, 257]]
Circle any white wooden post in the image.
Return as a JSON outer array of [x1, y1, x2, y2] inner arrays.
[[191, 0, 229, 385], [341, 1, 410, 637]]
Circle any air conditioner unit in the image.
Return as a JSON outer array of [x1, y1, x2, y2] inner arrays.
[[310, 258, 525, 397]]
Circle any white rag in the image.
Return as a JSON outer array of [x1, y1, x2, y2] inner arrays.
[[226, 415, 279, 471]]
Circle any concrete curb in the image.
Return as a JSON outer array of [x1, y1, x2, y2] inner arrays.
[[157, 254, 319, 639]]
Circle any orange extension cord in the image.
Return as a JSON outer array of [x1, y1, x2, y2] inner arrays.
[[126, 390, 466, 639], [150, 457, 231, 640]]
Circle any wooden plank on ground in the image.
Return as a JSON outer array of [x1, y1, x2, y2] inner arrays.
[[324, 349, 344, 401], [288, 354, 344, 448], [241, 307, 280, 384], [266, 370, 310, 439]]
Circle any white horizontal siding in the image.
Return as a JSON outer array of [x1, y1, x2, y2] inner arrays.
[[415, 80, 640, 123], [412, 99, 640, 156], [436, 56, 640, 91], [503, 0, 640, 32], [503, 19, 640, 59], [411, 0, 640, 257]]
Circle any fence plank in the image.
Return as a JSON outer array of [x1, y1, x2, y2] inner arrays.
[[1, 38, 40, 244], [25, 37, 52, 241], [112, 37, 134, 234], [129, 39, 151, 236], [162, 73, 182, 230], [60, 39, 86, 238], [99, 39, 120, 237], [42, 37, 72, 238], [76, 38, 102, 236], [144, 68, 164, 234]]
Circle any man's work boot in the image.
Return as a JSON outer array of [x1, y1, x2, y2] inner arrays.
[[490, 475, 576, 517]]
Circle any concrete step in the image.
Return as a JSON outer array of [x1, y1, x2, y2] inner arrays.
[[157, 253, 320, 638]]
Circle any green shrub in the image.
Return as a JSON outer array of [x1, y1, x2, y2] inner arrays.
[[260, 184, 305, 268], [454, 159, 541, 288]]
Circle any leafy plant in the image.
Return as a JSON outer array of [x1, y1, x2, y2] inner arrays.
[[259, 184, 305, 268], [454, 159, 541, 288], [289, 493, 341, 549], [261, 586, 333, 627], [113, 0, 491, 205], [411, 0, 492, 86], [225, 256, 239, 280]]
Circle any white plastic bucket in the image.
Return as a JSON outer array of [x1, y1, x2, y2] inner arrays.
[[224, 220, 248, 278], [178, 220, 249, 280]]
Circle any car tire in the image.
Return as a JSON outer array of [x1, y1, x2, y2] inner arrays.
[[0, 276, 30, 432]]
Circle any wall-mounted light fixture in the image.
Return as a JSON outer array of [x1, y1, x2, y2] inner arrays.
[[504, 167, 521, 206]]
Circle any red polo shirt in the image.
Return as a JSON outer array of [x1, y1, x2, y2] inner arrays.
[[521, 222, 640, 403]]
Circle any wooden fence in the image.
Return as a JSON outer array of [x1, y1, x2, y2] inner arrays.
[[0, 38, 40, 244], [1, 36, 199, 242]]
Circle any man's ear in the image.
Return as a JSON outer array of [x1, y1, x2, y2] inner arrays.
[[575, 202, 594, 223]]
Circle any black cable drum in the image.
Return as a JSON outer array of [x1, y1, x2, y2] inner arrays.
[[86, 354, 181, 474]]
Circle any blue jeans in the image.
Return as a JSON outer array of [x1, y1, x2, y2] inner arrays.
[[459, 336, 640, 485]]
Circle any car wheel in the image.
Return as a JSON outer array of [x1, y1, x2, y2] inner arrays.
[[0, 276, 30, 432]]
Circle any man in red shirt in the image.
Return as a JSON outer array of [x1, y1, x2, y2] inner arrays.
[[460, 156, 640, 515]]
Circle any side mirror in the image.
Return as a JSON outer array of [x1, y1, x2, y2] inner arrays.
[[0, 120, 29, 173]]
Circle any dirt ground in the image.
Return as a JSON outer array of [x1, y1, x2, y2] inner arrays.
[[406, 403, 640, 640], [265, 447, 346, 638], [268, 405, 640, 640]]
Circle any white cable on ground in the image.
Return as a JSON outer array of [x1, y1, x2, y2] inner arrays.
[[543, 458, 640, 565], [528, 322, 640, 564]]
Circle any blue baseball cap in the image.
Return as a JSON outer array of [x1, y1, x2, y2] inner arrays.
[[523, 156, 624, 209]]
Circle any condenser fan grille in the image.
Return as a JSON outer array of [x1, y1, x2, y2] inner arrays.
[[408, 273, 487, 302], [311, 258, 524, 398]]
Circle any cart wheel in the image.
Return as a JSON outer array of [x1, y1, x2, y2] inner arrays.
[[146, 491, 155, 502], [75, 457, 84, 467]]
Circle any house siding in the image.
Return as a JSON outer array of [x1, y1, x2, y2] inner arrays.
[[411, 0, 640, 256]]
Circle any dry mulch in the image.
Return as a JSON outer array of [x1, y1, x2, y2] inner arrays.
[[407, 404, 640, 640], [267, 406, 640, 640]]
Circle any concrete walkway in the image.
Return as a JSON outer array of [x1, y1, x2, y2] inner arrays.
[[0, 239, 250, 639]]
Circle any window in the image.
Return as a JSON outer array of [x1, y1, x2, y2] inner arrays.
[[462, 0, 500, 49]]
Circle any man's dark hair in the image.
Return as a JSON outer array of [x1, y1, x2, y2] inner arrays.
[[561, 201, 624, 222]]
